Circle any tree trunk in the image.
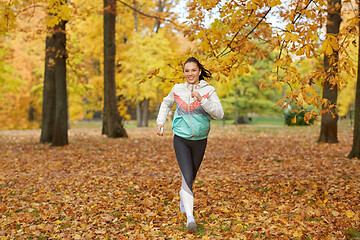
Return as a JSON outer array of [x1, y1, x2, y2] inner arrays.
[[136, 101, 142, 127], [28, 101, 35, 121], [348, 3, 360, 158], [40, 34, 56, 143], [133, 1, 143, 128], [318, 0, 341, 143], [51, 19, 68, 147], [141, 98, 149, 127], [103, 0, 127, 138], [234, 88, 239, 125]]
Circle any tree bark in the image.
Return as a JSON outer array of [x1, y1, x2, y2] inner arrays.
[[103, 0, 127, 138], [136, 101, 142, 127], [348, 3, 360, 158], [40, 34, 56, 143], [51, 19, 68, 146], [141, 98, 149, 127], [28, 101, 35, 121], [318, 0, 341, 143], [133, 1, 143, 128]]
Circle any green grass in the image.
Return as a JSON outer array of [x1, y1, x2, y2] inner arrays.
[[71, 115, 290, 129], [70, 120, 102, 129], [70, 120, 158, 129], [212, 115, 285, 126], [250, 115, 284, 125]]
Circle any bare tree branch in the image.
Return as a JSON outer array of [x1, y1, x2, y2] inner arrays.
[[117, 0, 178, 26], [15, 4, 45, 17]]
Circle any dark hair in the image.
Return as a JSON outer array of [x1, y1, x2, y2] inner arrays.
[[184, 57, 211, 80]]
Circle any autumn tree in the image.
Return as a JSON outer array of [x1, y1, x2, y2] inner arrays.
[[116, 0, 179, 126], [318, 0, 342, 143], [51, 18, 68, 146], [40, 0, 69, 146], [1, 0, 180, 131], [103, 0, 127, 138], [348, 2, 360, 158], [132, 0, 149, 128], [1, 0, 104, 130], [136, 0, 164, 127], [126, 0, 175, 127], [40, 30, 56, 143], [177, 0, 359, 144]]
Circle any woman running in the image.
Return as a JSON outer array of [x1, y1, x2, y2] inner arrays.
[[156, 57, 224, 232]]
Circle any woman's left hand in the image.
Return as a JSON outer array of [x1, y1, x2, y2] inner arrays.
[[191, 91, 202, 102]]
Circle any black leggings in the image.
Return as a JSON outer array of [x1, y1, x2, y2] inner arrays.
[[173, 135, 207, 196]]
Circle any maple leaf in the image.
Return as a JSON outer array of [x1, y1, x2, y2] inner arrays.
[[346, 210, 355, 219]]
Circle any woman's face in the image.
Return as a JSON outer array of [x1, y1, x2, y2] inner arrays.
[[184, 62, 200, 85]]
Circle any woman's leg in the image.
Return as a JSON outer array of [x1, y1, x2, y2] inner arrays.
[[174, 136, 208, 195], [189, 138, 207, 182], [173, 135, 194, 217], [173, 135, 207, 232]]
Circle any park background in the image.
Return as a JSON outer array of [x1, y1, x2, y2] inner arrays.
[[1, 0, 360, 239]]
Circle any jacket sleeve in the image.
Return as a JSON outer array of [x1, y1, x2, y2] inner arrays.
[[156, 87, 175, 125], [200, 88, 224, 120]]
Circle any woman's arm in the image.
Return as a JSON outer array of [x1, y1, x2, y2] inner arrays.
[[156, 87, 175, 126], [200, 88, 224, 120]]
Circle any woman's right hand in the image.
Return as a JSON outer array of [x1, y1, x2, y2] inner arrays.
[[156, 124, 164, 136]]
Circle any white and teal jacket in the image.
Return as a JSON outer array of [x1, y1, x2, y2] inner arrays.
[[156, 80, 224, 140]]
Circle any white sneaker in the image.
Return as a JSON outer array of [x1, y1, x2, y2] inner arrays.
[[186, 215, 197, 232]]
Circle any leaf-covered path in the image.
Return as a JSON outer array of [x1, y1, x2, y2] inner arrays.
[[0, 125, 359, 239]]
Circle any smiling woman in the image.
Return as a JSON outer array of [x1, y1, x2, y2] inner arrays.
[[156, 57, 224, 232], [183, 62, 200, 85], [183, 57, 212, 84]]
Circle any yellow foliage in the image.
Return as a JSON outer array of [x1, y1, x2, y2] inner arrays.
[[0, 5, 46, 129], [1, 0, 358, 128], [338, 72, 356, 117], [269, 0, 281, 7], [118, 29, 179, 103]]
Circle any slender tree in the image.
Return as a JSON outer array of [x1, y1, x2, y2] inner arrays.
[[103, 0, 127, 138], [136, 100, 142, 127], [318, 0, 342, 143], [135, 0, 164, 127], [141, 99, 149, 127], [138, 0, 165, 127], [348, 3, 360, 158], [133, 0, 143, 128]]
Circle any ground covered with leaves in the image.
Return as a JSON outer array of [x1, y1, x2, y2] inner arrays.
[[0, 124, 359, 239]]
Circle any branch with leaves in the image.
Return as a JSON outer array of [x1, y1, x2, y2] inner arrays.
[[218, 8, 272, 58]]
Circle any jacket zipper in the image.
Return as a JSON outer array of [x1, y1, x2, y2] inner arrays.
[[188, 85, 195, 139]]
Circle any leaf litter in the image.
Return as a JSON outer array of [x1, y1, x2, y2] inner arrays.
[[0, 125, 359, 239]]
